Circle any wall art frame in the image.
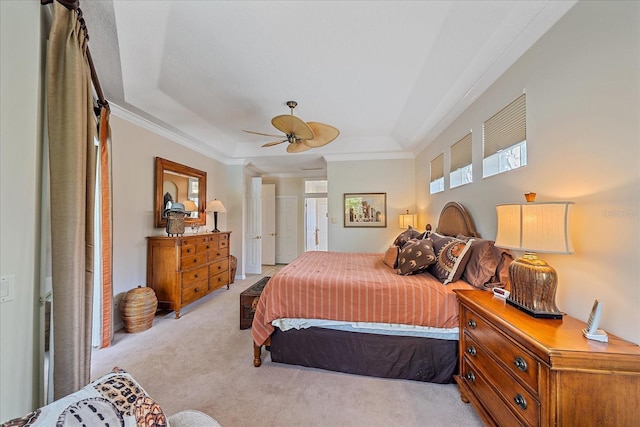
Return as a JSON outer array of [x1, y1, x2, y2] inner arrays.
[[344, 192, 387, 227]]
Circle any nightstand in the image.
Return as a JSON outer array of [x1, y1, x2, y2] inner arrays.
[[454, 289, 640, 427]]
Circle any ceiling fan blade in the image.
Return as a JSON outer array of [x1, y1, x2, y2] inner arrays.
[[262, 139, 286, 147], [286, 141, 312, 153], [243, 129, 284, 138], [271, 114, 315, 140], [304, 122, 340, 147]]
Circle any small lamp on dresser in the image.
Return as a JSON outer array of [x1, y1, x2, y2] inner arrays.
[[494, 200, 574, 319], [206, 199, 226, 233]]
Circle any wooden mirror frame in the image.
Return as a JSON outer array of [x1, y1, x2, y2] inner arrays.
[[154, 157, 207, 228]]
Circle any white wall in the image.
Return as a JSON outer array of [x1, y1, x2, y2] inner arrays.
[[110, 115, 240, 322], [0, 1, 42, 421], [327, 158, 416, 253], [416, 0, 639, 344]]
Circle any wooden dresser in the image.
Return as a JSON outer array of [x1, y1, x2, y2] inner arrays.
[[454, 289, 640, 427], [147, 232, 231, 318]]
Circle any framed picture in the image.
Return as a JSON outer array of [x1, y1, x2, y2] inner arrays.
[[344, 193, 387, 227]]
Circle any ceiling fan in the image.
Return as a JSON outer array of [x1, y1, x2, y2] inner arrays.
[[244, 101, 339, 153]]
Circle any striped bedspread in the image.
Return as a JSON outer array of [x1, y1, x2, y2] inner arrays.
[[251, 251, 475, 346]]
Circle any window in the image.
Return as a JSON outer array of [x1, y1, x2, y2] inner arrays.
[[450, 132, 473, 188], [483, 93, 527, 178], [305, 180, 327, 193], [430, 154, 444, 194]]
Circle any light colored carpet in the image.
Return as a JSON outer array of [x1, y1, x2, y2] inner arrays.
[[91, 269, 483, 427]]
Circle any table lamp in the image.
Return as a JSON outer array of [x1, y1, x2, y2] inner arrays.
[[206, 199, 226, 233], [495, 201, 573, 319], [398, 210, 417, 229]]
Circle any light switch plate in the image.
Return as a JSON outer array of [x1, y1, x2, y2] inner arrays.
[[0, 275, 16, 303]]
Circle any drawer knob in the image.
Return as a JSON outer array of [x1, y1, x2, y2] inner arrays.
[[194, 287, 199, 292], [467, 319, 477, 329], [206, 245, 211, 249], [193, 258, 198, 263], [465, 371, 476, 383], [514, 356, 528, 372], [466, 346, 477, 357], [514, 393, 527, 410], [187, 249, 191, 253], [194, 273, 199, 278]]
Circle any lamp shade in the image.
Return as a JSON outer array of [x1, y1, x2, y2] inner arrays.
[[495, 202, 573, 254], [398, 210, 416, 229], [206, 199, 226, 213], [181, 200, 198, 212]]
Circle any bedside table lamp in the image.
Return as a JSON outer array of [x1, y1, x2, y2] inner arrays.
[[495, 201, 574, 319], [206, 199, 226, 233], [398, 210, 416, 229]]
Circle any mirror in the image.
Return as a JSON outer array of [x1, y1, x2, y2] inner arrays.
[[154, 157, 207, 228]]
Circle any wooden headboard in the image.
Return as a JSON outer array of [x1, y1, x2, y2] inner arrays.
[[435, 202, 480, 238]]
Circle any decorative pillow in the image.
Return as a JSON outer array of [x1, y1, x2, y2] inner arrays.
[[393, 226, 423, 248], [459, 238, 500, 288], [428, 234, 474, 284], [2, 367, 167, 427], [383, 245, 400, 269], [396, 238, 436, 275]]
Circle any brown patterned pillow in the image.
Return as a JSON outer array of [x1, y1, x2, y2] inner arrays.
[[428, 234, 474, 284], [396, 238, 436, 275], [393, 226, 423, 248]]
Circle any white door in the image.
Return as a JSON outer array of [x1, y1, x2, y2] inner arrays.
[[305, 197, 328, 251], [262, 184, 276, 265], [276, 196, 298, 263], [245, 177, 262, 274]]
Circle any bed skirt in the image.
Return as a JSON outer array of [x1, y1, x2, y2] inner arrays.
[[269, 327, 459, 384]]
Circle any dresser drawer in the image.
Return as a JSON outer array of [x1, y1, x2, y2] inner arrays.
[[209, 271, 229, 291], [209, 258, 228, 276], [209, 246, 229, 261], [463, 334, 540, 426], [182, 279, 208, 306], [195, 242, 214, 254], [462, 307, 539, 394], [182, 266, 208, 286], [181, 253, 208, 269], [459, 358, 524, 426], [180, 244, 196, 257], [216, 234, 229, 249]]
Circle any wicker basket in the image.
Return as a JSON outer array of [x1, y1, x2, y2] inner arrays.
[[166, 212, 186, 236], [120, 286, 158, 333], [229, 255, 237, 284]]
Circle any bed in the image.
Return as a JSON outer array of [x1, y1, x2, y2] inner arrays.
[[251, 202, 511, 383]]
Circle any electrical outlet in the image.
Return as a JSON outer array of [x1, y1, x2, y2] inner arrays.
[[1, 275, 16, 303]]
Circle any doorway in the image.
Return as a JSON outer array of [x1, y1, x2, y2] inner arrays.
[[305, 197, 328, 251]]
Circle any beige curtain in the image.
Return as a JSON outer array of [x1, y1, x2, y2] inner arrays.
[[99, 107, 113, 348], [47, 1, 96, 399]]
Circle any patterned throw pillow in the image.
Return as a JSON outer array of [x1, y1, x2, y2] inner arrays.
[[393, 226, 424, 248], [428, 234, 475, 284], [2, 367, 167, 427], [396, 238, 436, 275]]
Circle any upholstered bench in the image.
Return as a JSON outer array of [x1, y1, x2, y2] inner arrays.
[[0, 367, 221, 427]]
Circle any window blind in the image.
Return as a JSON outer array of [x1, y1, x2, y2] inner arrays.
[[483, 94, 526, 158], [450, 132, 472, 171], [430, 154, 444, 182]]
